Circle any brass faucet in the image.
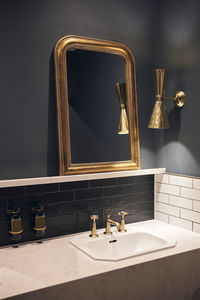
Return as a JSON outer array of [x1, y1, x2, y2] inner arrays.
[[104, 211, 128, 235], [89, 215, 99, 238]]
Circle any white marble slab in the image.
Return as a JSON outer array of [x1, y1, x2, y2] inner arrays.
[[0, 220, 200, 299], [0, 168, 165, 188]]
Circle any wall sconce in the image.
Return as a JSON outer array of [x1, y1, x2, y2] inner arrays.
[[148, 69, 186, 129], [115, 82, 129, 134]]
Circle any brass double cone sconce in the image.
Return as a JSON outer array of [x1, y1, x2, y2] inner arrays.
[[148, 69, 186, 129], [115, 82, 129, 135]]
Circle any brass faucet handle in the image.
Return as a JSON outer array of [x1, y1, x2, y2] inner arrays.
[[118, 211, 128, 217], [118, 211, 127, 232], [89, 215, 99, 238], [90, 215, 98, 221]]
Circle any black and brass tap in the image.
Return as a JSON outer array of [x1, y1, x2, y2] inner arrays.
[[7, 208, 23, 240], [32, 204, 46, 236]]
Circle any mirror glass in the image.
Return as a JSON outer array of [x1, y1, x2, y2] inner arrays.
[[67, 49, 130, 164]]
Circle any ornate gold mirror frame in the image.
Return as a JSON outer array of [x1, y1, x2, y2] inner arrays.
[[54, 35, 140, 175]]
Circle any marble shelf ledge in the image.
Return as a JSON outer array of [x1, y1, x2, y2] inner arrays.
[[0, 168, 166, 188]]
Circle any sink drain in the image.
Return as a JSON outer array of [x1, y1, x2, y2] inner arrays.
[[109, 239, 117, 243]]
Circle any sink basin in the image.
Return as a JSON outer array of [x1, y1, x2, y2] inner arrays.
[[70, 229, 176, 261]]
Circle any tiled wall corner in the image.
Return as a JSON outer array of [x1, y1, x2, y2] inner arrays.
[[155, 173, 200, 233]]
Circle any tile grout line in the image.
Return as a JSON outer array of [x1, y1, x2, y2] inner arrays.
[[156, 190, 200, 202], [156, 200, 200, 214], [156, 180, 200, 193]]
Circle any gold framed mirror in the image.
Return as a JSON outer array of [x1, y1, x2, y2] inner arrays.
[[54, 35, 140, 175]]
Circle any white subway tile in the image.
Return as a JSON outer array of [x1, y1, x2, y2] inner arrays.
[[155, 211, 169, 223], [169, 195, 192, 209], [157, 183, 180, 196], [155, 183, 159, 192], [156, 193, 169, 204], [169, 216, 192, 231], [169, 175, 192, 188], [156, 173, 169, 184], [181, 187, 200, 201], [180, 209, 200, 223], [157, 202, 179, 217], [155, 201, 159, 211], [193, 178, 200, 190], [193, 201, 200, 212], [193, 223, 200, 234]]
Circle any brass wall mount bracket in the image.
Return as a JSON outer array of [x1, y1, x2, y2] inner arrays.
[[165, 90, 186, 108], [174, 91, 186, 107]]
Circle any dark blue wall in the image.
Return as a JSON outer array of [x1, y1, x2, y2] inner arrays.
[[153, 0, 200, 176], [0, 0, 156, 180]]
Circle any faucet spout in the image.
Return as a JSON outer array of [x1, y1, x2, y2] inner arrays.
[[107, 218, 120, 230], [104, 212, 128, 235], [104, 215, 121, 235]]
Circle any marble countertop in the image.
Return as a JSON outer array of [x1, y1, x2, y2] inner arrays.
[[1, 219, 200, 299]]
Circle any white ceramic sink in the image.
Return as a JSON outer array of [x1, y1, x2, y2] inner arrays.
[[70, 228, 176, 261]]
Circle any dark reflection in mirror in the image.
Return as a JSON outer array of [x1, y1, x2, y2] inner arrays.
[[67, 49, 130, 164]]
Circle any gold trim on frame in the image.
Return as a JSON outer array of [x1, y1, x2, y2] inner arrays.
[[54, 35, 140, 175]]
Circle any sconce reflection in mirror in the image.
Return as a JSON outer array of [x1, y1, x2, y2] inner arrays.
[[148, 69, 186, 129], [115, 82, 129, 135]]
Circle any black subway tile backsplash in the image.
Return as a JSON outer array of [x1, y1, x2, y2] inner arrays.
[[0, 174, 154, 247], [142, 191, 154, 202], [76, 211, 90, 223], [117, 174, 154, 185], [75, 187, 103, 201], [26, 183, 59, 195], [60, 180, 89, 191], [0, 197, 8, 210], [103, 184, 132, 197], [133, 182, 154, 193], [142, 210, 154, 221], [47, 213, 76, 229], [116, 194, 143, 206], [0, 186, 25, 198], [57, 199, 90, 215], [7, 196, 24, 210], [125, 213, 142, 224], [0, 210, 7, 223], [90, 178, 117, 188], [90, 197, 116, 210], [42, 191, 74, 204]]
